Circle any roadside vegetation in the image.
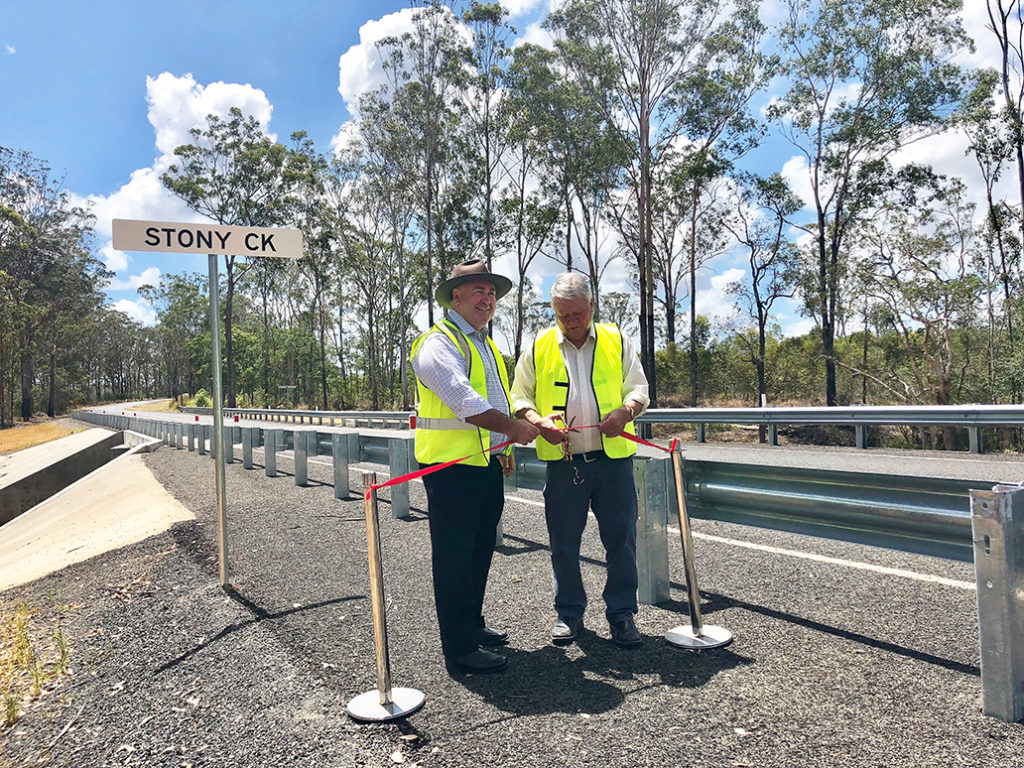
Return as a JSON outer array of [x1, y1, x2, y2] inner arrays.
[[0, 422, 83, 456], [0, 599, 70, 727]]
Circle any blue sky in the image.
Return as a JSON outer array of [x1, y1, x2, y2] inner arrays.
[[1, 1, 1003, 342]]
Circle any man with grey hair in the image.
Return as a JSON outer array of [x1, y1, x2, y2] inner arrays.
[[511, 271, 650, 647]]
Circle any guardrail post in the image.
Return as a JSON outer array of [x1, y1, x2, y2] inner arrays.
[[969, 426, 982, 454], [856, 424, 866, 450], [633, 455, 671, 606], [187, 423, 195, 452], [388, 436, 414, 519], [223, 426, 235, 464], [696, 423, 706, 443], [332, 433, 350, 499], [294, 430, 308, 486], [308, 430, 320, 458], [177, 423, 184, 449], [970, 485, 1024, 723], [198, 424, 207, 456], [242, 428, 254, 469], [768, 424, 779, 446], [348, 433, 362, 464], [265, 429, 279, 477]]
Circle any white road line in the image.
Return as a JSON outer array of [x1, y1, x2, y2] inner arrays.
[[670, 528, 975, 590], [505, 495, 973, 590]]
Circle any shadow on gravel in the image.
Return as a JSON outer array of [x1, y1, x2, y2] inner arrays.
[[454, 633, 752, 717], [702, 593, 980, 676], [154, 588, 364, 675]]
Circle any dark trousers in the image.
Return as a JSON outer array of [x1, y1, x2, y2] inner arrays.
[[543, 455, 638, 622], [421, 456, 504, 658]]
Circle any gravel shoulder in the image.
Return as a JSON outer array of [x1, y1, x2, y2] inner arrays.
[[1, 444, 1022, 768]]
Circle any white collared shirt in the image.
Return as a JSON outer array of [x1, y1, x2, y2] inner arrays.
[[511, 324, 650, 455], [411, 311, 511, 449]]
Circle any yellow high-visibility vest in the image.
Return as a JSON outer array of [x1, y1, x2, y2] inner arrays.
[[411, 318, 512, 466], [532, 323, 636, 461]]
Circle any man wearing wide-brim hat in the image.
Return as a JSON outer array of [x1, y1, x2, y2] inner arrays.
[[410, 258, 539, 674]]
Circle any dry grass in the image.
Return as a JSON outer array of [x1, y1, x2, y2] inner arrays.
[[1, 600, 69, 727], [128, 399, 177, 413], [0, 422, 84, 456]]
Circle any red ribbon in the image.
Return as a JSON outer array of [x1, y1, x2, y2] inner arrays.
[[366, 439, 514, 499], [365, 424, 678, 499]]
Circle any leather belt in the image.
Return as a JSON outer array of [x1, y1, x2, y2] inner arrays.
[[572, 450, 606, 463]]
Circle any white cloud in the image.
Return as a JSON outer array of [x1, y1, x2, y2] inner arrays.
[[4, 44, 14, 55], [99, 243, 128, 272], [146, 72, 274, 156], [781, 316, 815, 338], [107, 266, 162, 292], [111, 298, 157, 326], [336, 9, 421, 116], [513, 19, 555, 49], [503, 0, 546, 16]]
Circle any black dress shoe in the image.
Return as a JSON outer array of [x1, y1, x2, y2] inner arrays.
[[551, 617, 583, 644], [609, 616, 642, 648], [477, 626, 509, 647], [447, 648, 508, 673]]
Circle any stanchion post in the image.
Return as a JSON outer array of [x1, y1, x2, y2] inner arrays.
[[664, 446, 732, 650], [346, 472, 425, 722]]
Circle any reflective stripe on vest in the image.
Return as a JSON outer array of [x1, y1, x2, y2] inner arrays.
[[533, 323, 636, 461], [411, 319, 512, 466]]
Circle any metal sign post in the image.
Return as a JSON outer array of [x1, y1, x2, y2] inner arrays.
[[664, 445, 733, 650], [347, 472, 425, 722], [113, 218, 302, 589]]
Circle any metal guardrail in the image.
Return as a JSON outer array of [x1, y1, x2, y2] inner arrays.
[[178, 406, 411, 429], [637, 404, 1024, 453], [72, 409, 1023, 722], [178, 403, 1024, 453]]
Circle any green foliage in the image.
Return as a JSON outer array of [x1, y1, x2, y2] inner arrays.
[[193, 388, 212, 408]]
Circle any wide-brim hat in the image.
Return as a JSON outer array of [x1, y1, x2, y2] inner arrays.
[[435, 258, 513, 308]]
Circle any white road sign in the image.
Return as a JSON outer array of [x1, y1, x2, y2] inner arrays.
[[112, 218, 302, 259]]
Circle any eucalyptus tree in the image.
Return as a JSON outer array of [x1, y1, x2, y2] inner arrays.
[[0, 147, 100, 420], [857, 176, 983, 415], [460, 1, 515, 268], [723, 174, 801, 413], [140, 273, 208, 401], [547, 0, 734, 404], [960, 71, 1023, 398], [505, 41, 625, 314], [986, 1, 1024, 243], [770, 0, 970, 406], [357, 89, 421, 406], [375, 0, 470, 327], [161, 107, 292, 407]]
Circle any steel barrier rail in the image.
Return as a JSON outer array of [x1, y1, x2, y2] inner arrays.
[[70, 409, 1024, 722], [178, 406, 412, 429], [637, 404, 1024, 453], [507, 448, 983, 562]]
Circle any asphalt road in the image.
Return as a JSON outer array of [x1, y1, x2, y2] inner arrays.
[[2, 435, 1022, 767]]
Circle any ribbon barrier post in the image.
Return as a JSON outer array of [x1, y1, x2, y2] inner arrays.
[[347, 471, 425, 722], [664, 443, 733, 650]]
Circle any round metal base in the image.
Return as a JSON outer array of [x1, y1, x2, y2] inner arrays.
[[664, 624, 733, 650], [346, 687, 425, 722]]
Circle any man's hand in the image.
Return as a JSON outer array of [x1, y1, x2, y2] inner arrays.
[[506, 418, 540, 446], [598, 406, 631, 438], [534, 414, 570, 446], [498, 452, 515, 477]]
